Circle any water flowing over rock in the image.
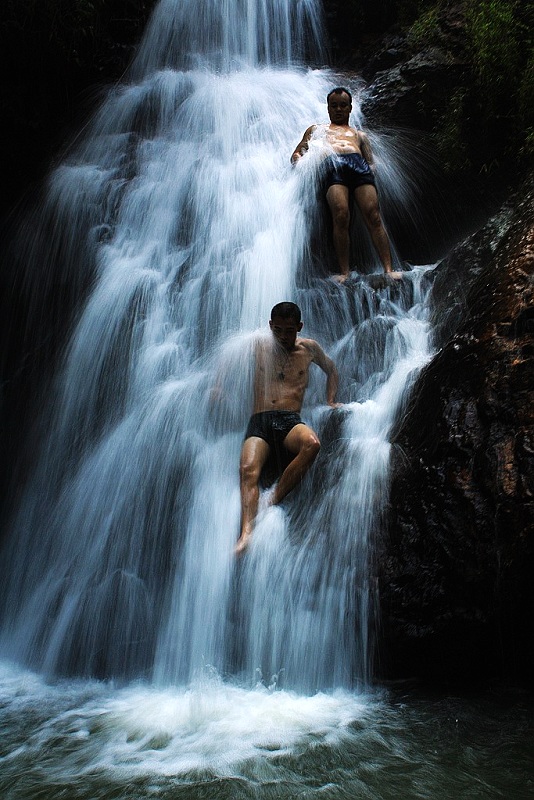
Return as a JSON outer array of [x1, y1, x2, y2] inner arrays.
[[0, 0, 436, 693]]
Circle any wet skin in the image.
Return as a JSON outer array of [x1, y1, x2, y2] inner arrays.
[[235, 315, 341, 555], [291, 90, 402, 281]]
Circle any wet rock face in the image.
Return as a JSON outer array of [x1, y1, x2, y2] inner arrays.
[[379, 178, 534, 686], [361, 46, 469, 130], [359, 3, 471, 131]]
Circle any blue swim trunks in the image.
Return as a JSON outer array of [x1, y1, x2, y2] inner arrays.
[[323, 153, 375, 193]]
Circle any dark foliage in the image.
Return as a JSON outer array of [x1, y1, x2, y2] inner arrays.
[[326, 0, 534, 173]]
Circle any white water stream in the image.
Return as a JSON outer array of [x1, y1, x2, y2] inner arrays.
[[0, 0, 442, 789]]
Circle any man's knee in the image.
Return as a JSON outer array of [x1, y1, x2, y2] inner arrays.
[[331, 205, 350, 230], [364, 204, 383, 230], [300, 432, 321, 461], [239, 455, 262, 487]]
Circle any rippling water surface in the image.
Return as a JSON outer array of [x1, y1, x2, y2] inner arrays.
[[1, 661, 532, 800]]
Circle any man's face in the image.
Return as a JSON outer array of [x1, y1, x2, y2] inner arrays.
[[269, 316, 303, 351], [327, 92, 351, 125]]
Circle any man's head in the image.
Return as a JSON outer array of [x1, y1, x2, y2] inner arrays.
[[269, 302, 303, 350], [327, 87, 352, 125]]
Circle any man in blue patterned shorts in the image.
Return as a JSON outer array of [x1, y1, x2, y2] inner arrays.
[[235, 302, 341, 555], [291, 87, 401, 282]]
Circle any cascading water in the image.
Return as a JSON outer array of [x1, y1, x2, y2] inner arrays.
[[3, 6, 534, 797], [0, 0, 433, 700]]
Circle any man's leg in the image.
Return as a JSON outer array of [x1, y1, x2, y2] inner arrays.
[[325, 184, 351, 278], [271, 424, 321, 505], [236, 436, 270, 555], [353, 183, 396, 274]]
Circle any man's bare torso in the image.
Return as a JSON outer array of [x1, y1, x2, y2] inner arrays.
[[253, 339, 316, 413], [311, 123, 362, 155]]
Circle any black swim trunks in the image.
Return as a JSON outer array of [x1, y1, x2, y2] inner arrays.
[[245, 411, 305, 487], [244, 410, 304, 449], [323, 153, 375, 193]]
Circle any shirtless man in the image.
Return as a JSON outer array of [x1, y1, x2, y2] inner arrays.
[[291, 87, 400, 281], [235, 301, 341, 555]]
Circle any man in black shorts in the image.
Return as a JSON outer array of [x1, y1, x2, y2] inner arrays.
[[323, 152, 376, 194], [235, 302, 342, 555], [291, 87, 400, 281]]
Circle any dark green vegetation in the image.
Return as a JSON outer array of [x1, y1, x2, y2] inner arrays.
[[327, 0, 534, 175], [450, 0, 534, 170]]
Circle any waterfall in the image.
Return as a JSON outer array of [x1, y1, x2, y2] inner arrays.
[[0, 0, 433, 693]]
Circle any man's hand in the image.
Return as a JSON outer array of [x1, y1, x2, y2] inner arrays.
[[290, 125, 315, 165]]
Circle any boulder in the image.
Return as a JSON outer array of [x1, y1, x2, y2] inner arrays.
[[379, 175, 534, 685], [362, 46, 469, 130]]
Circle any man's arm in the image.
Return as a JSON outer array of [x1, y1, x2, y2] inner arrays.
[[290, 125, 317, 164], [308, 341, 341, 407]]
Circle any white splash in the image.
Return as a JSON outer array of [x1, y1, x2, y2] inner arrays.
[[0, 0, 434, 697]]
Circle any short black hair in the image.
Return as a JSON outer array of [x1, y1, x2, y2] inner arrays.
[[270, 302, 301, 323], [327, 87, 352, 104]]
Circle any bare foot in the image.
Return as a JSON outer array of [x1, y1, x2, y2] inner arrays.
[[385, 271, 404, 280], [331, 273, 349, 283], [235, 531, 251, 557]]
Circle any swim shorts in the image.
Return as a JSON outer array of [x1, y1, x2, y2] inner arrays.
[[244, 411, 304, 449], [323, 153, 375, 193], [244, 411, 306, 486]]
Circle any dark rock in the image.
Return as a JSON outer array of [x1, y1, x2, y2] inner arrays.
[[429, 201, 517, 349], [379, 175, 534, 686], [359, 2, 471, 129], [362, 47, 469, 130]]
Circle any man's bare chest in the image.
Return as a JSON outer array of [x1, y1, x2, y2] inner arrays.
[[258, 349, 311, 385], [325, 126, 359, 149]]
